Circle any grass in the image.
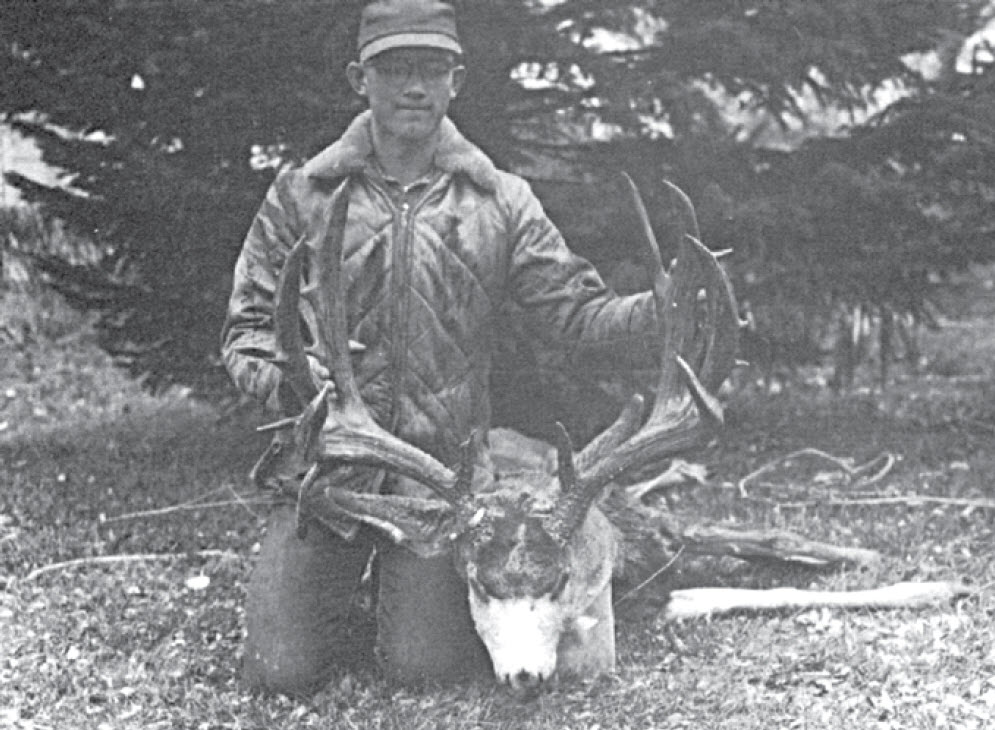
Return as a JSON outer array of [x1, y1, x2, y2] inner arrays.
[[0, 283, 993, 729]]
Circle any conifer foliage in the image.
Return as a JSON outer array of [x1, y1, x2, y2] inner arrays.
[[2, 1, 993, 392]]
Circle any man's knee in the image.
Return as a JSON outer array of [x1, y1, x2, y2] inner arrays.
[[242, 644, 331, 696], [242, 612, 376, 695], [376, 632, 491, 686], [375, 549, 492, 684], [243, 508, 375, 694]]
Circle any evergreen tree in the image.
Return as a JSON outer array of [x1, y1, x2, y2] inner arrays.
[[2, 1, 368, 389], [2, 0, 993, 401]]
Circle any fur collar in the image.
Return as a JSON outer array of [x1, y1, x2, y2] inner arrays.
[[300, 110, 499, 192]]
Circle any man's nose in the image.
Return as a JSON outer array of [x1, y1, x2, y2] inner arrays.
[[400, 78, 428, 96]]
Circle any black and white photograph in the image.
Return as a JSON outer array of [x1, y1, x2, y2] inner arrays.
[[1, 1, 994, 727]]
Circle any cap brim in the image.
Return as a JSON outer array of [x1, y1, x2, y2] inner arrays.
[[360, 33, 463, 62]]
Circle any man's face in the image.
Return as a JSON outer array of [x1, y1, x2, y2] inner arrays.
[[349, 48, 465, 145]]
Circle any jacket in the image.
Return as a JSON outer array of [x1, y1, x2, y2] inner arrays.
[[221, 110, 657, 469]]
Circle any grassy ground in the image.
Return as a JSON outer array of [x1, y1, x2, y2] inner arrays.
[[1, 284, 993, 729]]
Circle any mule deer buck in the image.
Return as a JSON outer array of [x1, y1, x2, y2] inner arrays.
[[251, 176, 967, 693]]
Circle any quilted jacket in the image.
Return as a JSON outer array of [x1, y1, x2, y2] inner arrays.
[[221, 111, 657, 470]]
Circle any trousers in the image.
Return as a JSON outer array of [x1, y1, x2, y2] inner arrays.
[[242, 506, 492, 695]]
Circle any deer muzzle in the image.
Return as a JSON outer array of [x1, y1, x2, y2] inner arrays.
[[467, 593, 563, 692]]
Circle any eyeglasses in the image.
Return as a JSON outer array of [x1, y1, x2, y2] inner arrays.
[[364, 57, 461, 87]]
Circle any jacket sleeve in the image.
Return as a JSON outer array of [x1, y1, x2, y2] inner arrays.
[[502, 174, 659, 368], [220, 169, 302, 412]]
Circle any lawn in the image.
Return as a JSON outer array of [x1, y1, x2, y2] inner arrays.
[[1, 283, 993, 729]]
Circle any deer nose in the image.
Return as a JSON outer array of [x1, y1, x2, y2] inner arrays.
[[509, 670, 545, 694]]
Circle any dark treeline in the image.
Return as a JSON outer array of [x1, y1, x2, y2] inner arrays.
[[2, 1, 994, 435]]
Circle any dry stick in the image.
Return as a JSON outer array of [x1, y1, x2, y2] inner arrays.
[[614, 545, 686, 606], [661, 581, 974, 622], [616, 498, 883, 569], [20, 550, 238, 583], [734, 454, 993, 512], [102, 495, 271, 523], [102, 484, 232, 522], [737, 448, 895, 498], [639, 450, 974, 622], [226, 482, 265, 521], [855, 452, 896, 486], [626, 460, 707, 501], [675, 522, 881, 567]]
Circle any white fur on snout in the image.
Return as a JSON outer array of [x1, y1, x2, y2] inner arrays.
[[468, 593, 565, 683]]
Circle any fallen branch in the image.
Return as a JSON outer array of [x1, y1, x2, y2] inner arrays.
[[608, 493, 881, 576], [20, 550, 238, 583], [662, 581, 973, 621], [625, 459, 708, 500], [737, 448, 895, 498], [675, 523, 881, 567]]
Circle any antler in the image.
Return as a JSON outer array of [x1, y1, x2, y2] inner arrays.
[[264, 181, 475, 507], [551, 176, 740, 541]]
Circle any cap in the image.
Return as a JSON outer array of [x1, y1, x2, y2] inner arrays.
[[357, 0, 463, 63]]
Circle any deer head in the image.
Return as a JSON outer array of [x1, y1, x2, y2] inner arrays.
[[252, 175, 739, 693]]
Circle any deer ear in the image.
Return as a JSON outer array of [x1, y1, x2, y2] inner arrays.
[[325, 489, 459, 557]]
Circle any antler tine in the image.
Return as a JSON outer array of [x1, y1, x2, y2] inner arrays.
[[620, 172, 672, 308], [553, 177, 739, 541], [662, 178, 702, 242], [627, 177, 737, 429], [620, 173, 665, 272], [272, 236, 320, 404], [302, 185, 363, 408], [684, 233, 740, 394], [299, 183, 470, 504], [658, 180, 738, 393], [548, 422, 583, 542], [553, 422, 578, 491], [569, 174, 665, 476]]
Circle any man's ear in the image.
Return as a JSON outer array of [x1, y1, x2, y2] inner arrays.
[[450, 65, 467, 98], [324, 488, 459, 557], [346, 61, 368, 97]]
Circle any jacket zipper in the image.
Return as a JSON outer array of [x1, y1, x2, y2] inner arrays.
[[375, 175, 445, 431]]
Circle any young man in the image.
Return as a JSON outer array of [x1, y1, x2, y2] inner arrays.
[[222, 0, 661, 694]]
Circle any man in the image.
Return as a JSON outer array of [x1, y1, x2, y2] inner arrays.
[[222, 0, 660, 695]]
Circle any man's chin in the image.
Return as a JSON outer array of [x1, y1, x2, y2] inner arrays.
[[394, 121, 439, 142]]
